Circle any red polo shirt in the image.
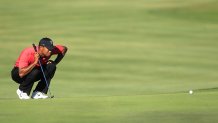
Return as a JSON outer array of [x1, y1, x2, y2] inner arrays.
[[14, 45, 65, 68]]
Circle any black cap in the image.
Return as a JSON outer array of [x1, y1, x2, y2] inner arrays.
[[39, 38, 54, 51]]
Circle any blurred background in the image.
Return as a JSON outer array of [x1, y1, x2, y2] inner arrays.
[[1, 0, 218, 97]]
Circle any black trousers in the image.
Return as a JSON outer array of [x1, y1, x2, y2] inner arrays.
[[11, 63, 56, 95]]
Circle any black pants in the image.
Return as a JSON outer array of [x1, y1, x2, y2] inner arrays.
[[11, 63, 56, 95]]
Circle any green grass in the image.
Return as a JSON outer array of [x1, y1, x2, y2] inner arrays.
[[1, 0, 218, 123], [1, 92, 218, 123]]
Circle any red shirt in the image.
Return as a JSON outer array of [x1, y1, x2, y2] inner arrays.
[[14, 45, 65, 68]]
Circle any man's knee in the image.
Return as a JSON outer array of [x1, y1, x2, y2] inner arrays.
[[29, 68, 41, 77], [24, 68, 41, 82], [46, 62, 56, 72], [45, 62, 56, 78]]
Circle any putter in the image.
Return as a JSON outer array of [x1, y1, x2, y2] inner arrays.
[[32, 43, 54, 98]]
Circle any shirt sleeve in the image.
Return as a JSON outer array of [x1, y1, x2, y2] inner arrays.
[[52, 45, 65, 55], [18, 50, 30, 68]]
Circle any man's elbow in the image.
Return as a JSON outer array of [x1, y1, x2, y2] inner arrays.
[[18, 70, 25, 78], [63, 46, 68, 55], [19, 73, 24, 78]]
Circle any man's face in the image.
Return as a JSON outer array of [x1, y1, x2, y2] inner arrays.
[[40, 46, 52, 57]]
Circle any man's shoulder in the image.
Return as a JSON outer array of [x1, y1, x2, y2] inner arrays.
[[21, 47, 35, 55], [53, 45, 64, 52], [54, 45, 64, 48]]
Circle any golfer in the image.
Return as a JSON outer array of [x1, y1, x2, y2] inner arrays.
[[11, 38, 68, 99]]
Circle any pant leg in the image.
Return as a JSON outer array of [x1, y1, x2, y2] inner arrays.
[[11, 67, 41, 95], [11, 67, 24, 84], [34, 62, 56, 94]]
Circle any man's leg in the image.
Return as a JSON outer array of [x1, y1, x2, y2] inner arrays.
[[19, 68, 41, 95], [11, 67, 24, 84], [34, 62, 56, 94]]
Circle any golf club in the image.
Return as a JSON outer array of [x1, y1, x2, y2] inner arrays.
[[32, 43, 54, 98]]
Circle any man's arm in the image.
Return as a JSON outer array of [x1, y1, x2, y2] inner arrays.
[[19, 53, 39, 78], [53, 46, 68, 65]]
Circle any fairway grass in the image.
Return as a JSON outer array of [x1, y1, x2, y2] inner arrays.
[[0, 0, 218, 123], [1, 91, 218, 123]]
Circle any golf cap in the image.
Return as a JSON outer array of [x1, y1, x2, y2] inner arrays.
[[39, 37, 54, 51]]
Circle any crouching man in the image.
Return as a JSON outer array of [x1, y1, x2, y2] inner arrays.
[[11, 37, 67, 99]]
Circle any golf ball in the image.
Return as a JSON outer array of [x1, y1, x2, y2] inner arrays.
[[189, 90, 193, 94]]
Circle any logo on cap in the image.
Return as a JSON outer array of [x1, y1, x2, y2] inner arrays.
[[50, 40, 53, 45]]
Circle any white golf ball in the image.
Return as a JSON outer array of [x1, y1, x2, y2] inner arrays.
[[189, 90, 193, 94]]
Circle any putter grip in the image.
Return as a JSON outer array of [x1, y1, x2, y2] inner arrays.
[[32, 43, 37, 52]]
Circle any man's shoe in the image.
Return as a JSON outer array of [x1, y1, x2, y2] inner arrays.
[[31, 91, 48, 99], [16, 89, 30, 100]]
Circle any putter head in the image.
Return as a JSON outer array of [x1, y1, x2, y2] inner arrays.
[[50, 95, 54, 98]]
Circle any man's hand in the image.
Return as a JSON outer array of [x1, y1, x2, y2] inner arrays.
[[34, 52, 40, 65]]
